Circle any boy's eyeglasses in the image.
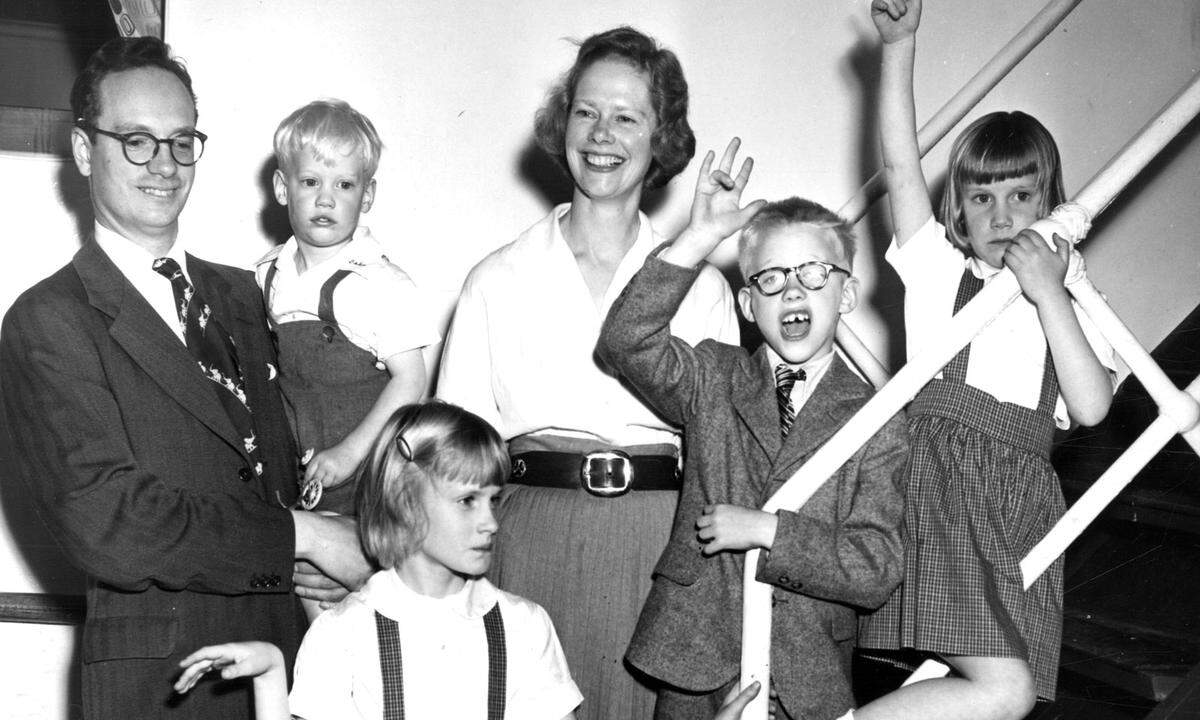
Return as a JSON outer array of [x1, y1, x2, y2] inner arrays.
[[746, 261, 850, 296], [77, 121, 207, 166]]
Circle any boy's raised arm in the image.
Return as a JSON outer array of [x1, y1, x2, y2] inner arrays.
[[872, 0, 933, 247], [597, 139, 762, 424]]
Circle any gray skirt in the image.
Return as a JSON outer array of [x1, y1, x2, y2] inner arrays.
[[489, 438, 679, 720]]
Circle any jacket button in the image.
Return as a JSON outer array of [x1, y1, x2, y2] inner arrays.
[[238, 467, 252, 482], [779, 575, 790, 585]]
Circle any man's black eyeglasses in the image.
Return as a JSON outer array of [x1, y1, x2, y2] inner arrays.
[[746, 261, 851, 296], [77, 121, 207, 166]]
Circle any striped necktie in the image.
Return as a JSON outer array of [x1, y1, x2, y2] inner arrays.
[[774, 364, 806, 439]]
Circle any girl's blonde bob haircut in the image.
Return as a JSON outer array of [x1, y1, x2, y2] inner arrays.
[[940, 110, 1066, 252], [356, 401, 509, 569]]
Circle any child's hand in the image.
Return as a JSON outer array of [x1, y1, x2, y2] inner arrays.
[[871, 0, 921, 44], [305, 443, 360, 489], [174, 641, 284, 694], [1003, 229, 1070, 308], [661, 138, 766, 268], [714, 681, 760, 720], [696, 504, 779, 555]]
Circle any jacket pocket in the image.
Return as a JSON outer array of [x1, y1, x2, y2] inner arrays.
[[83, 615, 178, 663], [829, 606, 857, 642], [652, 538, 707, 586]]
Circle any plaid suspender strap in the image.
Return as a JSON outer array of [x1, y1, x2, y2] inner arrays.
[[482, 603, 507, 720], [375, 610, 405, 720], [375, 603, 506, 720]]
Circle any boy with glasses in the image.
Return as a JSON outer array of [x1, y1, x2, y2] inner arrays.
[[596, 140, 909, 720]]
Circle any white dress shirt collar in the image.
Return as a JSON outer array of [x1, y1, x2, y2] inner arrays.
[[94, 221, 190, 342]]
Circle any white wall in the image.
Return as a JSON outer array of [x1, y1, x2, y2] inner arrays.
[[2, 2, 1198, 717]]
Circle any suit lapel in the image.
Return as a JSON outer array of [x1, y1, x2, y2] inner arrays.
[[731, 348, 783, 459], [770, 356, 870, 485], [74, 242, 246, 458]]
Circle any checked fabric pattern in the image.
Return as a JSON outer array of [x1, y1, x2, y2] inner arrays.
[[774, 364, 806, 439], [152, 257, 262, 476]]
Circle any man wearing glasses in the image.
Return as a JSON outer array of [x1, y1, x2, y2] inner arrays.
[[0, 37, 369, 718]]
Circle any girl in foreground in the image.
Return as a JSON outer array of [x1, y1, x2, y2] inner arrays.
[[175, 401, 762, 719]]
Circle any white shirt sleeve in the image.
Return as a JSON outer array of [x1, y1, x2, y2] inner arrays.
[[288, 607, 372, 720], [353, 263, 442, 361], [437, 265, 502, 432], [505, 600, 584, 720], [673, 263, 739, 347]]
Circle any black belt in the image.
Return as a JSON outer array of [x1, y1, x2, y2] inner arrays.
[[509, 450, 680, 497]]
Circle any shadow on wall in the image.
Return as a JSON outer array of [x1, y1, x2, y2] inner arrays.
[[844, 33, 908, 372], [256, 154, 291, 246], [56, 149, 94, 247]]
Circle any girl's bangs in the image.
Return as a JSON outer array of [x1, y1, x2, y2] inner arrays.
[[958, 139, 1042, 186]]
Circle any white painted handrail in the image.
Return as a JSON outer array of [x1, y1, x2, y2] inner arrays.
[[833, 0, 1084, 392], [1021, 375, 1200, 586], [739, 68, 1200, 719]]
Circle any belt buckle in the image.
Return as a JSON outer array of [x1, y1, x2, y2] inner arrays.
[[580, 450, 633, 497]]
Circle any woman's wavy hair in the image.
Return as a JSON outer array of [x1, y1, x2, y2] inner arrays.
[[356, 401, 509, 569], [533, 26, 695, 190], [940, 111, 1066, 252]]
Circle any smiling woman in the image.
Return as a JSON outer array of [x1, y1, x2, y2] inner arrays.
[[437, 26, 738, 720]]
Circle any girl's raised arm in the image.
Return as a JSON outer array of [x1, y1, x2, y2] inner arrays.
[[872, 0, 932, 247]]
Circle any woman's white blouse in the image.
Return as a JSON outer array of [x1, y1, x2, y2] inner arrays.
[[438, 203, 739, 444]]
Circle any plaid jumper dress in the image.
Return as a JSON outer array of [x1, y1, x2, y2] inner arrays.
[[860, 269, 1065, 700]]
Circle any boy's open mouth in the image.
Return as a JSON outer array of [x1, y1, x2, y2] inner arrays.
[[780, 311, 810, 341]]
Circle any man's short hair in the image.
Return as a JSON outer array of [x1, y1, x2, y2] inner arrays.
[[70, 36, 197, 132]]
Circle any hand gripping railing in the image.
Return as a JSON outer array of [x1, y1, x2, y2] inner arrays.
[[738, 67, 1200, 720], [834, 0, 1084, 390]]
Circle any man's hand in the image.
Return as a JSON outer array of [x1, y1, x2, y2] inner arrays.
[[292, 511, 373, 595]]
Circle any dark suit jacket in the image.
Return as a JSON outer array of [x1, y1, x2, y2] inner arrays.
[[0, 240, 303, 719], [597, 254, 908, 720]]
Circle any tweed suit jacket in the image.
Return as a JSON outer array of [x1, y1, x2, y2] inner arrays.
[[0, 240, 304, 719], [597, 254, 908, 720]]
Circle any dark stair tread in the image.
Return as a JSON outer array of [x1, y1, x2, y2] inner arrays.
[[1062, 611, 1199, 701]]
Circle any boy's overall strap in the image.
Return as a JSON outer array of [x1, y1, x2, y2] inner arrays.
[[317, 269, 353, 325], [374, 603, 507, 720], [375, 610, 405, 720], [483, 603, 507, 720], [261, 261, 279, 330]]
